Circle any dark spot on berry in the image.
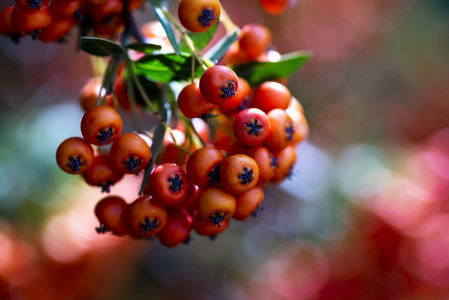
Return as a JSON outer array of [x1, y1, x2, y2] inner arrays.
[[101, 14, 114, 25], [141, 218, 158, 234], [124, 155, 141, 172], [97, 127, 114, 144], [68, 156, 84, 173], [73, 9, 84, 21], [238, 167, 254, 185], [201, 111, 220, 122], [182, 235, 192, 245], [209, 212, 227, 227], [27, 0, 44, 10], [57, 36, 68, 44], [251, 204, 264, 218], [220, 80, 237, 99], [168, 174, 183, 193], [270, 154, 280, 169], [286, 167, 296, 181], [31, 30, 39, 41], [285, 122, 295, 142], [245, 119, 263, 136], [11, 34, 20, 45], [100, 181, 112, 193], [95, 224, 109, 234], [197, 8, 217, 27], [208, 165, 221, 184]]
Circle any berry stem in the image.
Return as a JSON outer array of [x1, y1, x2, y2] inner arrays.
[[218, 6, 239, 34], [126, 56, 191, 156], [157, 4, 213, 70]]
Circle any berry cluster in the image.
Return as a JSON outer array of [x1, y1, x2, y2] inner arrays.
[[0, 0, 145, 43], [0, 0, 224, 43], [8, 0, 310, 247]]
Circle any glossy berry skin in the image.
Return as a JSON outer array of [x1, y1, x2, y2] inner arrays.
[[199, 65, 239, 105], [252, 81, 291, 113], [178, 0, 220, 33], [258, 0, 289, 14], [94, 195, 128, 235], [146, 163, 190, 207], [239, 23, 272, 60], [271, 145, 297, 183], [38, 16, 73, 43], [217, 77, 250, 117], [157, 210, 192, 248], [87, 0, 123, 22], [56, 137, 94, 174], [193, 215, 230, 236], [288, 96, 304, 114], [245, 146, 275, 186], [264, 108, 300, 152], [109, 133, 152, 174], [11, 5, 52, 34], [0, 6, 16, 38], [219, 154, 260, 194], [169, 183, 201, 213], [82, 154, 124, 193], [92, 13, 124, 37], [233, 186, 264, 220], [177, 82, 216, 119], [286, 106, 309, 144], [196, 187, 236, 227], [50, 0, 80, 19], [79, 76, 114, 112], [113, 76, 133, 110], [126, 195, 167, 238], [80, 105, 123, 146], [186, 146, 225, 188], [86, 0, 107, 4], [233, 108, 270, 147], [160, 142, 189, 166]]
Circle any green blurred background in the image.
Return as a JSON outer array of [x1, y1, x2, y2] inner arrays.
[[1, 0, 449, 299]]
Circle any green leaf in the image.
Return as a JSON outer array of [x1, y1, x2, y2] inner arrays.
[[148, 0, 180, 54], [232, 51, 312, 86], [80, 37, 125, 57], [205, 28, 239, 63], [179, 21, 219, 53], [135, 52, 205, 83], [126, 43, 162, 54]]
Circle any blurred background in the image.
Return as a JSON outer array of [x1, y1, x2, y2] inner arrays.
[[1, 0, 449, 299]]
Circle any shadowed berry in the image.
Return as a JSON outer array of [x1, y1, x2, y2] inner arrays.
[[251, 204, 264, 218]]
